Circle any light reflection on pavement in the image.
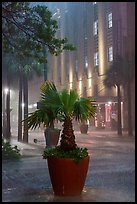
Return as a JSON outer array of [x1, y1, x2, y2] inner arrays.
[[2, 130, 135, 202]]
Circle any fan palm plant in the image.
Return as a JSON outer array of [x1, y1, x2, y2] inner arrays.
[[40, 81, 96, 152], [23, 89, 61, 147], [25, 80, 62, 129], [24, 81, 96, 196], [25, 80, 96, 152]]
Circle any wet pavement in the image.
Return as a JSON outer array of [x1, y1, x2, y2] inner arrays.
[[2, 130, 135, 202]]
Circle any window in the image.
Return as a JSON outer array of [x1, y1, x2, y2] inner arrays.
[[94, 52, 99, 66], [85, 56, 88, 69], [75, 60, 78, 72], [108, 13, 112, 28], [93, 20, 98, 35], [108, 46, 113, 62]]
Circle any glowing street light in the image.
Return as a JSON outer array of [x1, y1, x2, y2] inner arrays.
[[4, 88, 9, 95], [22, 103, 25, 108], [33, 103, 37, 108]]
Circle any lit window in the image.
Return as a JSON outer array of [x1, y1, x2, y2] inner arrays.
[[108, 46, 113, 62], [94, 52, 99, 66], [108, 13, 112, 28], [75, 60, 78, 72], [93, 20, 98, 36], [85, 56, 88, 68]]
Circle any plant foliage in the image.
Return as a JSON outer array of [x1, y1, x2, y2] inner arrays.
[[25, 81, 96, 155], [2, 139, 21, 160], [43, 146, 88, 163], [2, 2, 75, 62]]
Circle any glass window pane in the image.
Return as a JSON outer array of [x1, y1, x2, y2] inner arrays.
[[108, 13, 112, 28], [108, 46, 113, 61], [93, 20, 98, 35]]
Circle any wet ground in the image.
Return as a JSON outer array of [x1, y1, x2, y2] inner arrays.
[[2, 130, 135, 202]]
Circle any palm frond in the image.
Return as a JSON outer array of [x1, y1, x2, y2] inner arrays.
[[24, 81, 96, 133], [40, 81, 62, 108], [22, 108, 53, 130], [73, 97, 96, 122]]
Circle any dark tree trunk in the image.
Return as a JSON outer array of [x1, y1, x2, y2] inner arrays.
[[5, 68, 11, 141], [60, 117, 77, 151], [117, 85, 122, 136], [23, 74, 28, 143], [2, 58, 11, 141], [127, 68, 133, 136], [18, 68, 23, 141]]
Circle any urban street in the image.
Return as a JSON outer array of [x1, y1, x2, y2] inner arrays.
[[2, 129, 135, 202], [2, 2, 135, 203]]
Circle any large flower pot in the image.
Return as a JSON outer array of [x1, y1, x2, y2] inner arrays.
[[47, 156, 89, 196], [80, 124, 88, 134], [44, 128, 60, 148]]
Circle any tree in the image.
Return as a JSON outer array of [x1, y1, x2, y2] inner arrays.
[[25, 81, 96, 151], [2, 53, 15, 141], [123, 52, 135, 136], [103, 56, 124, 136], [6, 55, 46, 142], [22, 60, 43, 143], [2, 2, 75, 143], [2, 2, 75, 60]]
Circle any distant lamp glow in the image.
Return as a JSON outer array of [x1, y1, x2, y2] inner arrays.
[[85, 62, 88, 67], [33, 103, 37, 108], [28, 104, 33, 109], [22, 103, 25, 107], [108, 101, 112, 105], [85, 56, 88, 68], [4, 88, 9, 95]]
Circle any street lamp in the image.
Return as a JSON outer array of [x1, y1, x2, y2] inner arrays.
[[4, 88, 9, 95]]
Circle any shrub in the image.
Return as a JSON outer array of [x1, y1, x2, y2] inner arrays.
[[42, 146, 88, 163], [2, 139, 21, 160]]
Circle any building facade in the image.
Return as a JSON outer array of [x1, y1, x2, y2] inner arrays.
[[28, 2, 135, 130]]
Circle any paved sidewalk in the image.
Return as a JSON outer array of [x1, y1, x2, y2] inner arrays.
[[2, 130, 135, 202]]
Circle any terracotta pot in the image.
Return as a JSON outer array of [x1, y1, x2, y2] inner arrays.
[[47, 156, 89, 196], [80, 124, 88, 134], [44, 128, 60, 147]]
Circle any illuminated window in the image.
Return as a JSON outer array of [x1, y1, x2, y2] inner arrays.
[[93, 20, 98, 35], [75, 60, 78, 72], [108, 13, 112, 28], [85, 56, 88, 68], [108, 46, 113, 62], [94, 52, 99, 66]]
